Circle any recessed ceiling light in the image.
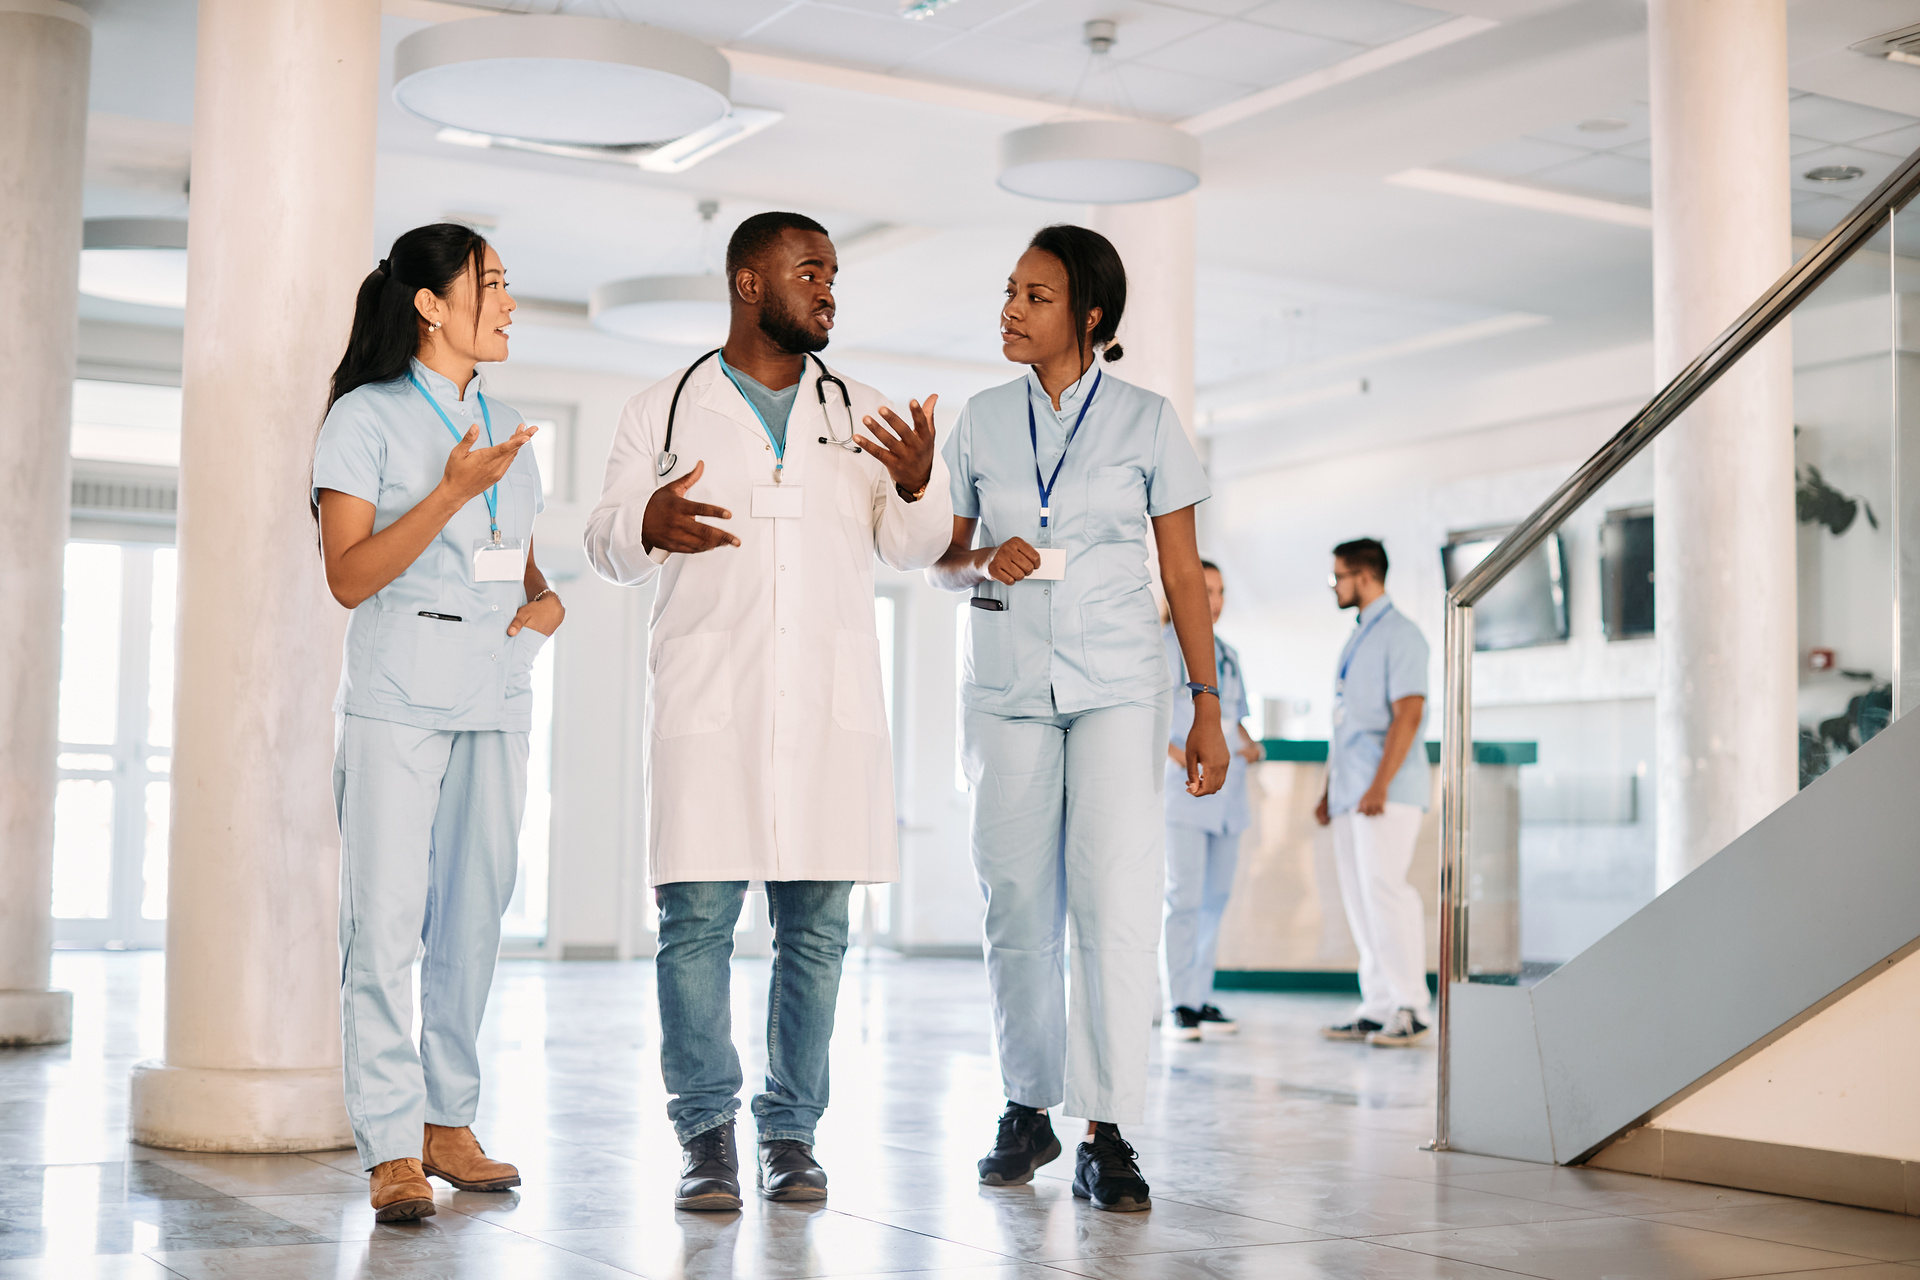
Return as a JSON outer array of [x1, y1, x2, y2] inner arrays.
[[1577, 117, 1630, 132], [899, 0, 963, 17], [1804, 164, 1867, 182]]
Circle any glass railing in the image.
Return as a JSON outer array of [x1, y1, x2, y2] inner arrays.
[[1435, 143, 1920, 1148]]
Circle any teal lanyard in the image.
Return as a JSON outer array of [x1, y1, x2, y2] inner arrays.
[[719, 355, 791, 481], [408, 372, 499, 541]]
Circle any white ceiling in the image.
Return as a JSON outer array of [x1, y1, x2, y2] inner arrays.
[[70, 0, 1920, 466]]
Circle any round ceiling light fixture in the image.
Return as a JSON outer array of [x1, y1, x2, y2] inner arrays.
[[80, 217, 189, 309], [591, 273, 730, 346], [393, 15, 730, 146], [1804, 164, 1867, 183], [998, 119, 1201, 203]]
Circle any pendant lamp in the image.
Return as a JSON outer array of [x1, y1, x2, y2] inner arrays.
[[80, 217, 189, 309], [590, 200, 730, 346], [393, 15, 730, 146], [995, 19, 1200, 204]]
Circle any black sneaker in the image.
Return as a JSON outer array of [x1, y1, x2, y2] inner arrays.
[[978, 1102, 1061, 1186], [1368, 1008, 1431, 1047], [1163, 1006, 1202, 1041], [1196, 1004, 1239, 1034], [1072, 1123, 1150, 1212], [675, 1121, 742, 1212], [1320, 1018, 1382, 1042], [757, 1139, 828, 1201]]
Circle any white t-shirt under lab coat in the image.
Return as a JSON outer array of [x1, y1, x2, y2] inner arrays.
[[584, 355, 952, 887]]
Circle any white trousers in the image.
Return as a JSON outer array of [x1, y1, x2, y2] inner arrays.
[[335, 714, 527, 1169], [1161, 824, 1241, 1013], [963, 693, 1171, 1124], [1331, 803, 1431, 1023]]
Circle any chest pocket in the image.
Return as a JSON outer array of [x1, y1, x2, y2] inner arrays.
[[1085, 466, 1148, 543]]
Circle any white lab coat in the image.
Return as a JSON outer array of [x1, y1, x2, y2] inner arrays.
[[584, 356, 952, 886]]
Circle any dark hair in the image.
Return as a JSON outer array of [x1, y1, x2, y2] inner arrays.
[[1200, 559, 1221, 575], [1027, 224, 1127, 363], [726, 211, 829, 297], [1333, 538, 1389, 582], [328, 223, 490, 412]]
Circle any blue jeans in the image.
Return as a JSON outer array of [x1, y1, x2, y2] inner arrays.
[[654, 879, 852, 1145]]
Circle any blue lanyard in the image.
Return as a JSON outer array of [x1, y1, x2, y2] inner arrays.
[[1026, 369, 1101, 528], [719, 355, 789, 480], [408, 372, 499, 539], [1338, 602, 1393, 684]]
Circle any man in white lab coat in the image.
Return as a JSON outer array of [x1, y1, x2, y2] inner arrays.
[[584, 212, 951, 1211]]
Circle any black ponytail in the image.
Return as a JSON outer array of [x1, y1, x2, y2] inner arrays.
[[1027, 223, 1127, 365], [327, 223, 490, 412]]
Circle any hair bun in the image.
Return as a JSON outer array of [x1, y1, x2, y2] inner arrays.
[[1102, 342, 1125, 362], [376, 258, 391, 275]]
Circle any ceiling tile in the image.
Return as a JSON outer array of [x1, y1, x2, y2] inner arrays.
[[1791, 191, 1857, 239], [1452, 137, 1592, 178], [1527, 102, 1649, 151], [1789, 134, 1832, 157], [594, 0, 794, 43], [1789, 93, 1918, 145], [735, 4, 964, 73], [1853, 122, 1920, 160], [1135, 18, 1357, 86], [894, 30, 1248, 119], [1240, 0, 1449, 48], [817, 0, 1042, 34], [972, 2, 1222, 60], [1790, 143, 1899, 195], [1529, 151, 1652, 201]]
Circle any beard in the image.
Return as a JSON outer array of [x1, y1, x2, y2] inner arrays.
[[758, 292, 831, 354]]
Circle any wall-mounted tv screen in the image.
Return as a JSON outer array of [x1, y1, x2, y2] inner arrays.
[[1600, 507, 1654, 640], [1441, 528, 1570, 651]]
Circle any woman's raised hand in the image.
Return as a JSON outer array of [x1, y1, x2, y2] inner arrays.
[[441, 422, 537, 505]]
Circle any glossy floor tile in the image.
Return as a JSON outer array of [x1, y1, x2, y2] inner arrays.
[[1, 951, 1916, 1278]]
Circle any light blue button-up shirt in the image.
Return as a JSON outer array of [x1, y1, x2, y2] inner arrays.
[[1163, 624, 1253, 835], [311, 359, 546, 732], [1328, 595, 1430, 815], [944, 365, 1211, 716]]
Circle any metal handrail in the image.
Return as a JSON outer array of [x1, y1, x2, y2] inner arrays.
[[1433, 142, 1920, 1152]]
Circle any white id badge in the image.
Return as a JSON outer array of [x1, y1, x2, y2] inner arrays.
[[472, 540, 526, 582], [1032, 548, 1067, 580], [752, 485, 805, 519]]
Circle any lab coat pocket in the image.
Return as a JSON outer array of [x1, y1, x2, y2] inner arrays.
[[836, 468, 873, 524], [964, 602, 1012, 692], [1085, 466, 1147, 543], [650, 631, 733, 738], [832, 629, 888, 736], [371, 611, 466, 711]]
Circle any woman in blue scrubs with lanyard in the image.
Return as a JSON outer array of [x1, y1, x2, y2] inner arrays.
[[930, 224, 1229, 1212], [313, 223, 562, 1223]]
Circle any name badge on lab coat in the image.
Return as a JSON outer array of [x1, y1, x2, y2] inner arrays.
[[473, 540, 526, 582], [1032, 548, 1066, 580], [752, 485, 805, 519]]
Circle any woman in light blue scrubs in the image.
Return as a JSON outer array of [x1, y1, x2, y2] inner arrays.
[[930, 225, 1229, 1213], [313, 224, 562, 1222]]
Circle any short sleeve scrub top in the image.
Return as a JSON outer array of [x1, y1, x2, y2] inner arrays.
[[941, 363, 1210, 1125], [311, 358, 547, 1170]]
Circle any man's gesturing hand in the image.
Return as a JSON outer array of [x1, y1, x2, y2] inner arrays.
[[985, 537, 1041, 584], [855, 394, 938, 496], [641, 460, 739, 555]]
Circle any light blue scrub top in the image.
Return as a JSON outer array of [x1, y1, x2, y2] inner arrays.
[[1327, 595, 1431, 816], [1163, 624, 1252, 835], [945, 365, 1211, 717], [312, 359, 546, 732]]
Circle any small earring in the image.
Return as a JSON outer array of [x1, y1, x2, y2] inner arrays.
[[427, 321, 441, 332]]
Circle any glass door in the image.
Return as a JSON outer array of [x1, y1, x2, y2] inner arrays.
[[53, 541, 174, 949]]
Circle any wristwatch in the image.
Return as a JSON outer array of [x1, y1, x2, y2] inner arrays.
[[1186, 681, 1220, 700], [896, 480, 929, 503]]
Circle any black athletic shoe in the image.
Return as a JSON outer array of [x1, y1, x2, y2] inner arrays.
[[757, 1139, 828, 1201], [1163, 1006, 1203, 1041], [978, 1102, 1061, 1186], [1072, 1123, 1151, 1212], [1197, 1003, 1239, 1034], [1320, 1018, 1383, 1042], [675, 1121, 742, 1212]]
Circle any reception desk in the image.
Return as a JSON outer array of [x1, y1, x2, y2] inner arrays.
[[1214, 740, 1536, 988]]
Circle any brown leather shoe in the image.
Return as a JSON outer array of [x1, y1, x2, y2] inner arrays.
[[422, 1123, 521, 1192], [369, 1157, 436, 1222]]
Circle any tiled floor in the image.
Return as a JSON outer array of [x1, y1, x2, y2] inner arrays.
[[4, 951, 1919, 1277]]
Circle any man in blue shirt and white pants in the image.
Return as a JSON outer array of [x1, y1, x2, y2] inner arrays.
[[1315, 538, 1432, 1048]]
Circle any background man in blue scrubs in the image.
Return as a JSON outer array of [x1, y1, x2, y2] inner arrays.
[[1314, 538, 1432, 1048]]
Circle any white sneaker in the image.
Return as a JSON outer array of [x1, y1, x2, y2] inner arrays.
[[1367, 1008, 1430, 1048]]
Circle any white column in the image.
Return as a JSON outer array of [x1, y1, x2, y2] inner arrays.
[[1649, 0, 1796, 890], [0, 0, 89, 1048], [1085, 194, 1197, 441], [129, 0, 378, 1150]]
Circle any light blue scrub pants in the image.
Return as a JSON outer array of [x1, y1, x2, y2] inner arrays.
[[334, 713, 527, 1170], [1161, 824, 1242, 1013], [963, 691, 1172, 1125]]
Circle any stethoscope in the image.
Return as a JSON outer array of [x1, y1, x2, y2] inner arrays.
[[655, 348, 858, 477]]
